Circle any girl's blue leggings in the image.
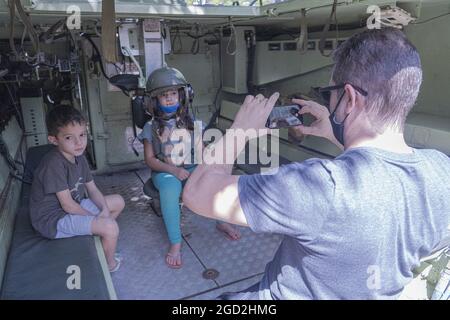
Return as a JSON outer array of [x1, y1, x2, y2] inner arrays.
[[151, 166, 196, 244]]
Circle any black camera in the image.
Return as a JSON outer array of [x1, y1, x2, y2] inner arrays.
[[265, 104, 303, 129]]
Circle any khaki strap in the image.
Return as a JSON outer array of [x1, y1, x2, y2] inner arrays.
[[101, 0, 118, 63], [318, 0, 338, 57]]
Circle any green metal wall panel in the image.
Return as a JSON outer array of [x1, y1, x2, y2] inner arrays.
[[0, 118, 24, 289], [404, 6, 450, 118], [0, 118, 22, 195]]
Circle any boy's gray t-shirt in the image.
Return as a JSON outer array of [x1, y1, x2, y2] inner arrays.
[[238, 147, 450, 299], [30, 147, 93, 239]]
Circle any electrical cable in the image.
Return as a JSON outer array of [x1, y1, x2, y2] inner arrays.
[[14, 0, 40, 54], [20, 24, 27, 50], [80, 32, 110, 80], [0, 134, 18, 172], [8, 0, 18, 59], [205, 32, 223, 131], [81, 33, 131, 97], [246, 30, 256, 95], [2, 81, 24, 130]]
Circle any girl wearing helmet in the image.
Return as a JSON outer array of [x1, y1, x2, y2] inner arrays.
[[139, 67, 241, 268]]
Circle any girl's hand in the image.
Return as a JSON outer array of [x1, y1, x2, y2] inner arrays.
[[175, 167, 191, 181], [163, 128, 191, 166]]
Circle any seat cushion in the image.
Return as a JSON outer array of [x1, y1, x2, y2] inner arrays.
[[1, 145, 112, 299]]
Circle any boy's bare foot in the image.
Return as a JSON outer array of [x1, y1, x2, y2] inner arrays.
[[166, 243, 182, 268], [216, 222, 241, 240]]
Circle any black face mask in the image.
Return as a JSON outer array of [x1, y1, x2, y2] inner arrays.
[[329, 91, 350, 146]]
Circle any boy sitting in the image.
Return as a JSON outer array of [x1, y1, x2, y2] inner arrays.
[[30, 105, 125, 272]]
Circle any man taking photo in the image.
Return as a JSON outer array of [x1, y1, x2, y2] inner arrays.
[[182, 28, 450, 299]]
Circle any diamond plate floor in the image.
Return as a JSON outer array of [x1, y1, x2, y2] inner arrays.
[[181, 210, 281, 286], [94, 170, 281, 300], [188, 274, 264, 300]]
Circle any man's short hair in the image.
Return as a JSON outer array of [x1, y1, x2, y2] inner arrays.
[[46, 105, 86, 136], [332, 27, 422, 132]]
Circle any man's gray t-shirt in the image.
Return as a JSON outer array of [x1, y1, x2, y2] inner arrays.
[[238, 147, 450, 299], [30, 147, 93, 239]]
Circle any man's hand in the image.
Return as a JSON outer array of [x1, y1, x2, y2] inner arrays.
[[231, 93, 280, 132], [175, 167, 190, 181], [290, 98, 343, 149], [183, 94, 282, 227]]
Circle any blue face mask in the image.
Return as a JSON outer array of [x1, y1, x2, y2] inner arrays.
[[329, 91, 349, 146], [158, 102, 180, 114]]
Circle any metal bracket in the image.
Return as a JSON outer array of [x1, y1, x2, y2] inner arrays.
[[121, 46, 146, 89], [378, 6, 416, 28], [96, 133, 110, 140], [119, 23, 141, 56], [140, 18, 164, 80]]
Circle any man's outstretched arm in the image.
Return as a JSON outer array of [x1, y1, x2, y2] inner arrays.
[[183, 168, 245, 225], [182, 93, 280, 226]]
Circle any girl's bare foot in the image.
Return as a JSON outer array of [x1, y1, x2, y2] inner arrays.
[[166, 243, 182, 268], [216, 222, 241, 240]]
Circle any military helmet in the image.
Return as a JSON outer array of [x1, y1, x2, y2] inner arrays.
[[146, 67, 188, 96]]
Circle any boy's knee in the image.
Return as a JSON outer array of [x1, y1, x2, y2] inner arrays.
[[105, 219, 119, 237], [115, 194, 125, 211], [95, 218, 119, 237]]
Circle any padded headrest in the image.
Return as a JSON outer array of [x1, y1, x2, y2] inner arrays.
[[109, 74, 139, 92]]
